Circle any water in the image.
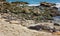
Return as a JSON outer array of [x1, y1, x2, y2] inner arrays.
[[7, 0, 60, 4]]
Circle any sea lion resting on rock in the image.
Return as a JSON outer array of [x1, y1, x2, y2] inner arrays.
[[28, 24, 58, 32]]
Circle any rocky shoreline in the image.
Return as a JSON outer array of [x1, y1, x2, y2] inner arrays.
[[0, 17, 59, 36], [0, 13, 60, 36], [0, 0, 60, 36]]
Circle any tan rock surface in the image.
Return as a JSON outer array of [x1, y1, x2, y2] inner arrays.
[[0, 19, 60, 36]]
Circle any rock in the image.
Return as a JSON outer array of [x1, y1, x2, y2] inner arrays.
[[0, 17, 59, 36], [21, 20, 36, 27], [9, 20, 20, 24], [0, 14, 1, 19], [53, 31, 60, 35]]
